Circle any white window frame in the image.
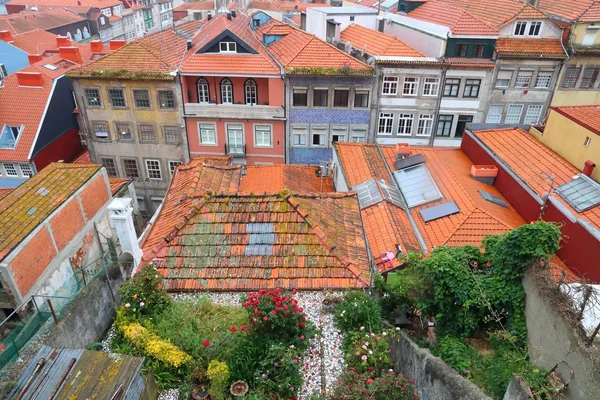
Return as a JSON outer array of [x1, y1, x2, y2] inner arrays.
[[535, 72, 553, 88], [254, 124, 272, 147], [310, 126, 327, 147], [378, 112, 394, 135], [528, 21, 542, 36], [292, 126, 307, 146], [4, 163, 18, 177], [504, 104, 524, 124], [221, 79, 233, 104], [496, 70, 513, 88], [219, 41, 236, 53], [19, 163, 33, 177], [331, 126, 348, 143], [486, 104, 503, 123], [245, 79, 258, 105], [199, 123, 217, 146], [145, 159, 162, 180], [515, 71, 533, 88], [0, 124, 23, 149], [523, 105, 543, 124], [416, 114, 433, 136], [350, 129, 366, 143], [382, 76, 398, 95], [422, 77, 439, 97], [197, 78, 210, 103], [398, 113, 413, 136], [402, 77, 419, 96], [514, 21, 527, 36]]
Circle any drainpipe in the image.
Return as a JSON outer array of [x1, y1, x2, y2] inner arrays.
[[176, 72, 191, 163], [545, 27, 573, 113], [428, 63, 448, 147], [373, 66, 384, 142]]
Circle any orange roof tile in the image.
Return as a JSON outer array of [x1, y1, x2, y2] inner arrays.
[[537, 0, 595, 21], [334, 142, 392, 187], [436, 0, 547, 28], [472, 127, 600, 232], [7, 0, 121, 8], [180, 13, 280, 75], [0, 9, 86, 35], [285, 13, 301, 26], [577, 0, 600, 22], [174, 0, 216, 12], [0, 188, 12, 199], [248, 1, 284, 12], [495, 38, 566, 58], [71, 150, 92, 164], [551, 105, 600, 136], [0, 163, 101, 261], [274, 0, 331, 12], [9, 29, 58, 55], [240, 165, 334, 193], [108, 178, 130, 195], [444, 57, 496, 69], [408, 0, 498, 36], [340, 24, 425, 58]]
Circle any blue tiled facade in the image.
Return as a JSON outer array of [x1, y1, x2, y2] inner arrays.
[[290, 148, 333, 166], [289, 109, 371, 125]]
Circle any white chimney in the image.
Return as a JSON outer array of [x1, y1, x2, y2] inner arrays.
[[108, 198, 142, 267]]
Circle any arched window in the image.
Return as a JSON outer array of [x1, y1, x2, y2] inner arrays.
[[75, 28, 82, 41], [245, 79, 257, 105], [197, 78, 210, 103], [66, 31, 72, 39], [220, 78, 233, 104], [83, 26, 90, 39]]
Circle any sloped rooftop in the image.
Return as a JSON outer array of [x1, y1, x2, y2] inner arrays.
[[340, 24, 425, 58], [240, 165, 334, 193]]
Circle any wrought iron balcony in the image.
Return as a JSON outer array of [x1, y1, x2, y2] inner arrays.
[[225, 143, 246, 157]]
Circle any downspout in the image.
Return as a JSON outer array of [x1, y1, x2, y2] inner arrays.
[[373, 65, 384, 142], [545, 27, 573, 112], [176, 72, 191, 163], [428, 62, 447, 147]]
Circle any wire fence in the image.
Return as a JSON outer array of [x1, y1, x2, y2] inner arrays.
[[0, 241, 118, 368]]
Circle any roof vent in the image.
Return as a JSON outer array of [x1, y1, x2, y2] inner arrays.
[[478, 190, 509, 208], [27, 207, 37, 215], [583, 160, 596, 178], [470, 165, 498, 185], [395, 143, 410, 159]]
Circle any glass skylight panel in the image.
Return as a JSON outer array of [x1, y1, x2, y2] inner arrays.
[[555, 174, 600, 213], [379, 181, 405, 208], [354, 179, 383, 209], [393, 165, 442, 208], [420, 200, 460, 222], [478, 190, 509, 208], [43, 64, 59, 71]]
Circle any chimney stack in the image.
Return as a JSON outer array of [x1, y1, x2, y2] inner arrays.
[[231, 10, 236, 18], [59, 46, 82, 64], [90, 40, 103, 52], [227, 12, 232, 20], [470, 165, 498, 185], [16, 71, 44, 87], [28, 54, 43, 64], [109, 40, 127, 50], [208, 12, 212, 20], [56, 35, 71, 47], [583, 160, 596, 177], [0, 30, 14, 42], [186, 39, 192, 50], [395, 143, 411, 159]]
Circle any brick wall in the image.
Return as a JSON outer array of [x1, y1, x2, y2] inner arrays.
[[79, 174, 109, 220], [49, 198, 86, 251], [10, 227, 57, 297]]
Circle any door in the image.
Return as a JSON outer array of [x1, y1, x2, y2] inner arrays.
[[455, 115, 473, 138], [227, 124, 244, 155]]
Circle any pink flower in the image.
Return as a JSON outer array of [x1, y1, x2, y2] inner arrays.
[[376, 337, 381, 342], [292, 289, 297, 294], [300, 335, 305, 340], [361, 355, 367, 361], [139, 302, 145, 307], [360, 326, 365, 331], [263, 316, 268, 321]]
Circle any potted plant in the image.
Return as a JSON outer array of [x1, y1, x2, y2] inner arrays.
[[191, 384, 210, 400], [190, 366, 210, 400], [322, 293, 341, 312], [230, 381, 249, 397]]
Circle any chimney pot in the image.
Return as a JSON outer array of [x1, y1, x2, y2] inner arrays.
[[59, 46, 82, 64], [395, 143, 411, 158], [186, 39, 192, 50], [90, 40, 103, 52], [227, 12, 232, 20], [0, 30, 13, 42], [16, 71, 44, 87], [583, 160, 596, 177], [231, 10, 236, 18], [109, 39, 127, 50], [208, 13, 212, 20]]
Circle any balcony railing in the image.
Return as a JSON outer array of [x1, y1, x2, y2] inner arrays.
[[184, 103, 285, 121], [225, 143, 246, 157]]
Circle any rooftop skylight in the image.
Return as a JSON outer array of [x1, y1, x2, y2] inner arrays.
[[353, 178, 405, 209], [555, 174, 600, 212], [393, 164, 442, 208]]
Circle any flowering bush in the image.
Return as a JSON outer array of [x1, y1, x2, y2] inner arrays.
[[343, 330, 393, 377], [253, 345, 302, 399], [334, 291, 382, 335], [240, 288, 316, 351], [329, 369, 418, 400], [119, 265, 171, 319], [120, 322, 191, 369], [207, 360, 230, 400]]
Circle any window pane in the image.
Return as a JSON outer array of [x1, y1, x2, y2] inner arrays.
[[333, 89, 349, 107], [100, 158, 118, 177], [580, 67, 599, 89], [293, 88, 307, 106], [245, 80, 257, 105], [505, 104, 524, 124], [443, 78, 460, 97], [398, 114, 413, 136], [403, 77, 419, 95], [221, 79, 233, 103], [463, 79, 480, 97], [169, 161, 182, 176], [158, 90, 175, 109], [529, 22, 541, 36], [123, 159, 139, 178], [354, 90, 369, 107], [108, 88, 126, 107], [115, 123, 132, 140], [200, 124, 216, 144], [4, 163, 18, 176], [423, 78, 439, 96], [313, 89, 328, 107], [254, 125, 272, 147], [515, 71, 533, 88], [524, 105, 543, 124], [417, 115, 433, 136], [145, 159, 162, 180], [351, 130, 366, 142], [292, 127, 307, 146], [378, 113, 394, 135], [133, 89, 150, 108], [311, 128, 326, 146], [496, 70, 512, 88], [535, 72, 552, 88], [436, 115, 453, 137], [382, 76, 398, 95], [92, 122, 109, 140], [139, 124, 156, 142], [197, 79, 210, 103], [561, 67, 580, 88], [85, 88, 101, 107], [486, 105, 503, 123], [163, 126, 180, 143]]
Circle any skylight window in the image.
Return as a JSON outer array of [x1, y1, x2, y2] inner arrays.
[[43, 64, 59, 71], [219, 41, 237, 53], [420, 200, 460, 222], [0, 125, 23, 149], [353, 179, 405, 210], [393, 164, 442, 208], [555, 174, 600, 213], [479, 190, 509, 208]]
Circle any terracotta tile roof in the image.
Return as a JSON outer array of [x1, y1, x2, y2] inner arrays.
[[535, 0, 595, 21], [256, 21, 372, 74], [69, 20, 202, 79], [472, 127, 600, 232], [145, 192, 370, 291], [9, 29, 58, 55], [577, 1, 600, 22], [495, 38, 566, 58], [108, 178, 130, 195], [0, 188, 12, 199], [71, 149, 92, 164], [344, 0, 379, 9], [0, 9, 86, 34], [180, 13, 280, 75], [340, 24, 425, 57], [436, 0, 546, 28], [142, 158, 242, 252], [248, 1, 284, 12], [7, 0, 121, 8], [408, 0, 498, 36], [274, 0, 331, 12], [444, 57, 496, 69], [334, 143, 391, 187], [0, 163, 101, 261], [174, 0, 216, 12], [240, 165, 334, 193], [551, 105, 600, 136], [285, 13, 301, 26]]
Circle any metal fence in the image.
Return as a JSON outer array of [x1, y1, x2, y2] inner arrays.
[[0, 242, 118, 368]]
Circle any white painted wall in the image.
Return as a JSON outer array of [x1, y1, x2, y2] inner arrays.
[[306, 8, 378, 41], [499, 19, 562, 39], [383, 13, 448, 57]]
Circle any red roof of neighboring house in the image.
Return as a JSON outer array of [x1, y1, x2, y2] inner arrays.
[[435, 0, 547, 28], [71, 149, 92, 164], [340, 24, 425, 57], [173, 0, 216, 12], [9, 29, 58, 55], [108, 178, 130, 195], [495, 38, 566, 58], [248, 1, 284, 12], [444, 57, 496, 69], [7, 0, 121, 9], [408, 0, 498, 36], [69, 20, 202, 79], [285, 13, 301, 26], [181, 13, 280, 75], [577, 1, 600, 22], [256, 20, 372, 74], [0, 9, 85, 35], [551, 105, 600, 136], [0, 188, 12, 199], [471, 127, 600, 232], [239, 165, 334, 193], [535, 0, 595, 21], [274, 0, 330, 12]]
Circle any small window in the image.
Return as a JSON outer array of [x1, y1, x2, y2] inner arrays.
[[443, 78, 460, 97], [496, 70, 513, 88], [221, 78, 233, 104], [402, 77, 419, 95], [19, 164, 33, 177], [529, 21, 541, 36], [514, 21, 526, 36], [354, 90, 369, 107], [108, 88, 126, 108], [455, 43, 467, 57], [199, 123, 216, 145], [333, 89, 349, 107], [0, 125, 22, 148], [84, 88, 101, 107], [100, 158, 118, 177], [254, 125, 272, 147], [145, 159, 162, 180], [92, 122, 110, 140], [436, 115, 454, 137], [561, 66, 581, 88], [398, 114, 413, 136], [133, 89, 151, 108], [473, 44, 485, 57], [584, 136, 591, 147], [486, 104, 503, 123], [349, 16, 355, 21], [579, 67, 599, 89], [515, 71, 533, 88], [292, 127, 307, 146], [504, 104, 524, 124], [245, 79, 258, 105], [463, 79, 481, 98], [197, 78, 210, 103], [4, 163, 18, 176], [293, 88, 308, 106], [123, 159, 140, 178], [423, 78, 439, 96], [169, 160, 182, 176], [219, 41, 237, 52], [313, 89, 328, 107], [524, 105, 543, 124], [163, 125, 180, 144], [382, 76, 398, 95], [158, 90, 176, 109], [115, 122, 133, 141], [331, 127, 347, 143], [535, 72, 553, 88], [138, 124, 156, 142], [378, 113, 394, 135], [351, 129, 366, 143], [417, 114, 433, 136], [311, 127, 327, 147]]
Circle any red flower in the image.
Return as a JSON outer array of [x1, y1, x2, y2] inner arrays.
[[272, 310, 278, 315], [300, 323, 305, 328], [300, 335, 305, 340], [366, 379, 374, 384], [246, 325, 252, 331], [295, 323, 299, 327], [301, 316, 306, 322], [413, 392, 418, 399], [274, 288, 280, 295], [230, 326, 237, 332], [240, 325, 245, 331], [203, 340, 210, 347], [263, 316, 268, 321], [292, 289, 297, 294]]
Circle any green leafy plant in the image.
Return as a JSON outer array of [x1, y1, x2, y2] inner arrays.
[[334, 291, 382, 334], [342, 330, 393, 377], [431, 336, 480, 376], [207, 360, 230, 400], [329, 369, 418, 399], [253, 345, 303, 399], [119, 265, 171, 320]]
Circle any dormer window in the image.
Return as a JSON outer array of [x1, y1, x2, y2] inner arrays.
[[0, 125, 23, 149], [514, 22, 527, 35], [529, 21, 541, 36], [514, 21, 542, 36], [220, 42, 237, 53]]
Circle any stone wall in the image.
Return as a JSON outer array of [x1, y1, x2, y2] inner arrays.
[[389, 330, 492, 400]]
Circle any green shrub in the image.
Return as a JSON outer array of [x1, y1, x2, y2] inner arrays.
[[334, 291, 382, 334], [431, 336, 481, 376], [253, 345, 303, 399], [329, 369, 417, 399], [342, 330, 393, 377], [119, 265, 171, 320], [207, 360, 229, 400]]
